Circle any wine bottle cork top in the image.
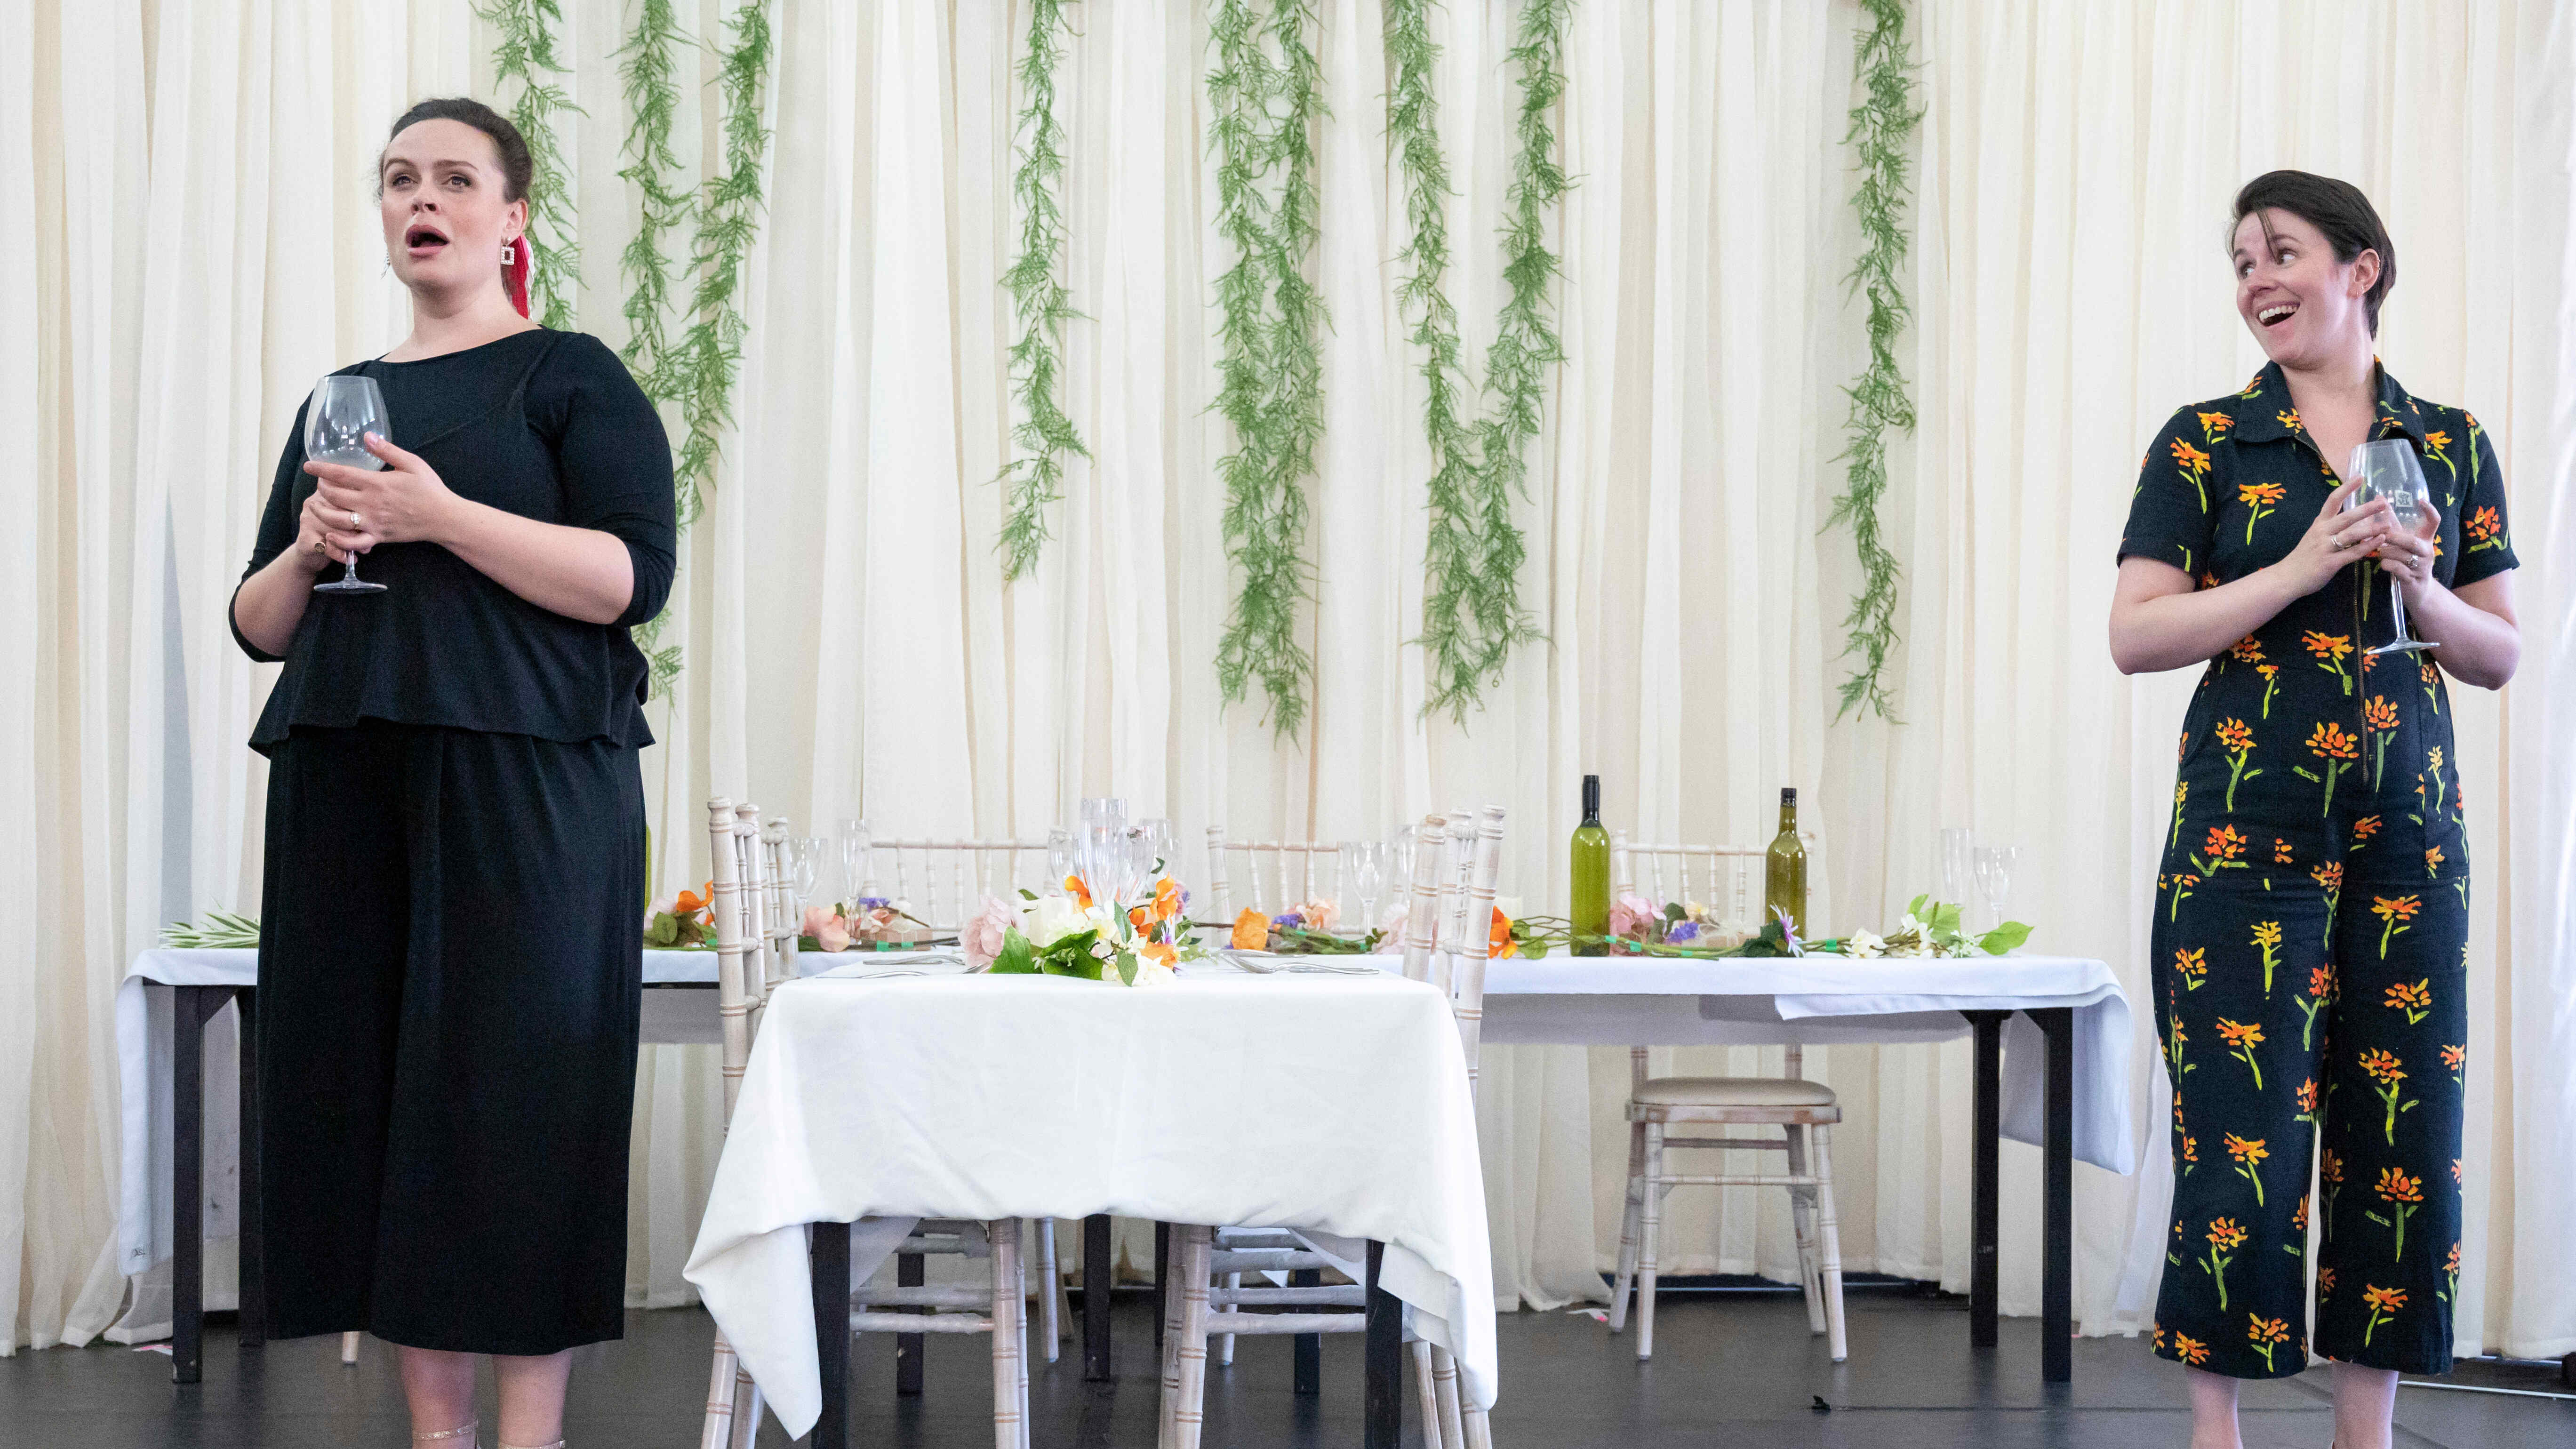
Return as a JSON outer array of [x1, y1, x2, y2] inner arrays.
[[1782, 787, 1797, 804]]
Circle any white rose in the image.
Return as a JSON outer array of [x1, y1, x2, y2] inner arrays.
[[1127, 954, 1177, 988], [1021, 894, 1084, 948], [1845, 929, 1885, 960]]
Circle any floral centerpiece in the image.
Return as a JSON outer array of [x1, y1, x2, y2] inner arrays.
[[981, 870, 1207, 986], [1504, 893, 2031, 960], [1226, 897, 1391, 954], [643, 884, 717, 948]]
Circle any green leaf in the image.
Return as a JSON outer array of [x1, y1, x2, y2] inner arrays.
[[642, 913, 679, 949], [1662, 902, 1686, 922], [991, 927, 1039, 975], [1976, 920, 2033, 955], [1116, 952, 1138, 987], [1018, 887, 1039, 901], [1906, 893, 1929, 920]]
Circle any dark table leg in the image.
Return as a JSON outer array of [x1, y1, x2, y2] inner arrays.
[[1290, 1264, 1321, 1396], [2032, 1007, 2076, 1384], [1082, 1214, 1114, 1380], [895, 1250, 925, 1395], [234, 988, 263, 1350], [171, 985, 206, 1385], [1152, 1221, 1171, 1353], [811, 1220, 850, 1449], [1363, 1241, 1400, 1449], [1963, 1009, 2007, 1350]]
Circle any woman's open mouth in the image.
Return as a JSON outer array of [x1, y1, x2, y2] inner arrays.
[[2256, 301, 2299, 329], [404, 223, 450, 257]]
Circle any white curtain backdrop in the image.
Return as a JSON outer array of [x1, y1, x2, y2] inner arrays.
[[5, 0, 2569, 1368]]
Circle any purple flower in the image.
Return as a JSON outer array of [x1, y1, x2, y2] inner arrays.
[[1667, 921, 1701, 944], [1272, 912, 1304, 930], [858, 895, 892, 910]]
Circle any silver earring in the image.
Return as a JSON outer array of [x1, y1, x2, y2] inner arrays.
[[501, 242, 515, 264]]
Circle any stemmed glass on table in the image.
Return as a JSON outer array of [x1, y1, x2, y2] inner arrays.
[[1076, 798, 1130, 907], [1343, 841, 1389, 943], [1971, 845, 2020, 935], [838, 817, 872, 913], [2346, 440, 2439, 656], [305, 376, 391, 595]]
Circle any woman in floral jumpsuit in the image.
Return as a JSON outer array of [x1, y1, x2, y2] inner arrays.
[[2110, 172, 2520, 1449]]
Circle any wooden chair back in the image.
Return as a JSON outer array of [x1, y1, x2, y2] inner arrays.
[[1201, 827, 1345, 920], [706, 797, 766, 1126], [856, 837, 1050, 933]]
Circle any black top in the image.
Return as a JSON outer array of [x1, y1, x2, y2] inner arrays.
[[233, 329, 676, 754], [2119, 362, 2517, 888]]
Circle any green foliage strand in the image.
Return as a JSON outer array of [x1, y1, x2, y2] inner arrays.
[[615, 0, 693, 392], [480, 0, 584, 330], [996, 0, 1090, 582], [667, 0, 778, 532], [1825, 0, 1920, 722], [1208, 0, 1327, 737]]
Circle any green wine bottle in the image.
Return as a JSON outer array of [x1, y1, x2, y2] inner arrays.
[[1765, 787, 1808, 941], [1570, 774, 1610, 957]]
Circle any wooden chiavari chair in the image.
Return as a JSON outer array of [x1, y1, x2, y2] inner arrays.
[[855, 836, 1052, 935], [1200, 827, 1345, 921], [1602, 829, 1847, 1363]]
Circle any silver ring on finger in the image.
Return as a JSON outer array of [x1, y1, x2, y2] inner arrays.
[[348, 510, 363, 532]]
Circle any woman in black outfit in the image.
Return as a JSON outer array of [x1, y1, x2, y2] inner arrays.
[[230, 98, 673, 1449]]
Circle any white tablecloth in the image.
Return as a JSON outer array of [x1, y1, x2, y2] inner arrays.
[[681, 962, 1496, 1439], [113, 946, 758, 1279], [1459, 951, 2135, 1175]]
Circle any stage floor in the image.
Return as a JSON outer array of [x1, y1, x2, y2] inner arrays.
[[4, 1290, 2565, 1447]]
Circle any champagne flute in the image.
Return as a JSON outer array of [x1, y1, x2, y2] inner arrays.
[[789, 837, 825, 908], [2347, 440, 2439, 656], [1939, 828, 1974, 909], [839, 817, 872, 912], [1047, 829, 1076, 897], [1971, 845, 2020, 934], [305, 375, 391, 595], [1344, 841, 1388, 943]]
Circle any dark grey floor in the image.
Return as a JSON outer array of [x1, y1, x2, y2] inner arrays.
[[4, 1291, 2569, 1448]]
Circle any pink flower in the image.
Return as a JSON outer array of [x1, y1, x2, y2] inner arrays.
[[961, 895, 1016, 971], [802, 905, 849, 953], [1298, 897, 1341, 933], [1379, 899, 1411, 938], [1608, 893, 1658, 938]]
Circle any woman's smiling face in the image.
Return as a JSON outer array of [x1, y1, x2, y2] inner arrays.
[[378, 117, 525, 300], [2232, 208, 2379, 367]]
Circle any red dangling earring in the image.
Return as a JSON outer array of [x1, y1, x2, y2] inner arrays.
[[504, 236, 532, 319]]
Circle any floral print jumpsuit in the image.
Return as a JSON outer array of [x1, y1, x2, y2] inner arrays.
[[2119, 362, 2516, 1378]]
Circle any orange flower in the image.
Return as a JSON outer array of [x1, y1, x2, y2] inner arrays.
[[2307, 721, 2360, 761], [2451, 1158, 2464, 1184], [2170, 437, 2212, 472], [2174, 1333, 2210, 1366], [1064, 873, 1094, 909], [2444, 1242, 2461, 1277], [2295, 1078, 2318, 1113], [2361, 1285, 2407, 1314], [2291, 1195, 2310, 1233], [2203, 824, 2248, 862], [2272, 838, 2293, 864], [2372, 894, 2420, 924], [2465, 505, 2501, 544], [2223, 1134, 2267, 1167], [2321, 1148, 2345, 1186], [2303, 630, 2353, 664], [1137, 938, 1178, 969], [2215, 717, 2255, 752], [1229, 907, 1268, 951], [2172, 946, 2208, 982], [2277, 408, 2303, 431], [2308, 963, 2336, 999], [672, 882, 713, 920], [2214, 1018, 2264, 1049], [2207, 1217, 2248, 1251], [1489, 907, 1518, 960], [2181, 1135, 2198, 1164], [2312, 862, 2344, 893], [2358, 1049, 2406, 1085], [2364, 696, 2399, 732], [2318, 1266, 2337, 1296], [2197, 409, 2234, 439], [2423, 429, 2451, 452], [2354, 815, 2382, 843], [2228, 637, 2265, 664], [2375, 1167, 2423, 1205], [2384, 978, 2432, 1017], [2248, 1314, 2289, 1346], [1153, 876, 1184, 922], [2440, 1044, 2465, 1072]]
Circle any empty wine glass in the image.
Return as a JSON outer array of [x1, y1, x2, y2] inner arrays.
[[1047, 828, 1076, 897], [1939, 828, 1974, 909], [1343, 841, 1389, 942], [838, 817, 872, 910], [1076, 798, 1128, 905], [2346, 440, 2439, 656], [787, 837, 825, 908], [1971, 845, 2020, 934], [305, 375, 391, 595], [1135, 817, 1177, 882]]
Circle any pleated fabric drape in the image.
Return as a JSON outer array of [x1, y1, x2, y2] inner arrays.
[[6, 0, 2570, 1367]]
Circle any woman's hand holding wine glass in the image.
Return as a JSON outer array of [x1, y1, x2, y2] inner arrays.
[[304, 431, 460, 552], [2281, 478, 2391, 595]]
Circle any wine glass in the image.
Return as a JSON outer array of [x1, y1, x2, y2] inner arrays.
[[304, 375, 391, 595], [1343, 841, 1388, 942], [838, 817, 872, 911], [1135, 817, 1177, 881], [1046, 829, 1076, 897], [1971, 845, 2020, 934], [788, 836, 825, 909], [1939, 828, 1974, 909], [2346, 440, 2438, 656], [1076, 798, 1128, 906]]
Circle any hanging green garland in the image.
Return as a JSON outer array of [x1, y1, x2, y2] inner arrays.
[[1826, 0, 1920, 722], [995, 0, 1089, 583], [615, 0, 692, 395], [481, 0, 583, 330], [668, 0, 778, 529], [1208, 0, 1326, 737], [1389, 0, 1560, 724]]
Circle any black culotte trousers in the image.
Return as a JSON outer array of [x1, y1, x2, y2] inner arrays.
[[254, 720, 644, 1354]]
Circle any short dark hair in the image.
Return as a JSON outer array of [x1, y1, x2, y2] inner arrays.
[[383, 97, 534, 204], [2231, 170, 2396, 336]]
